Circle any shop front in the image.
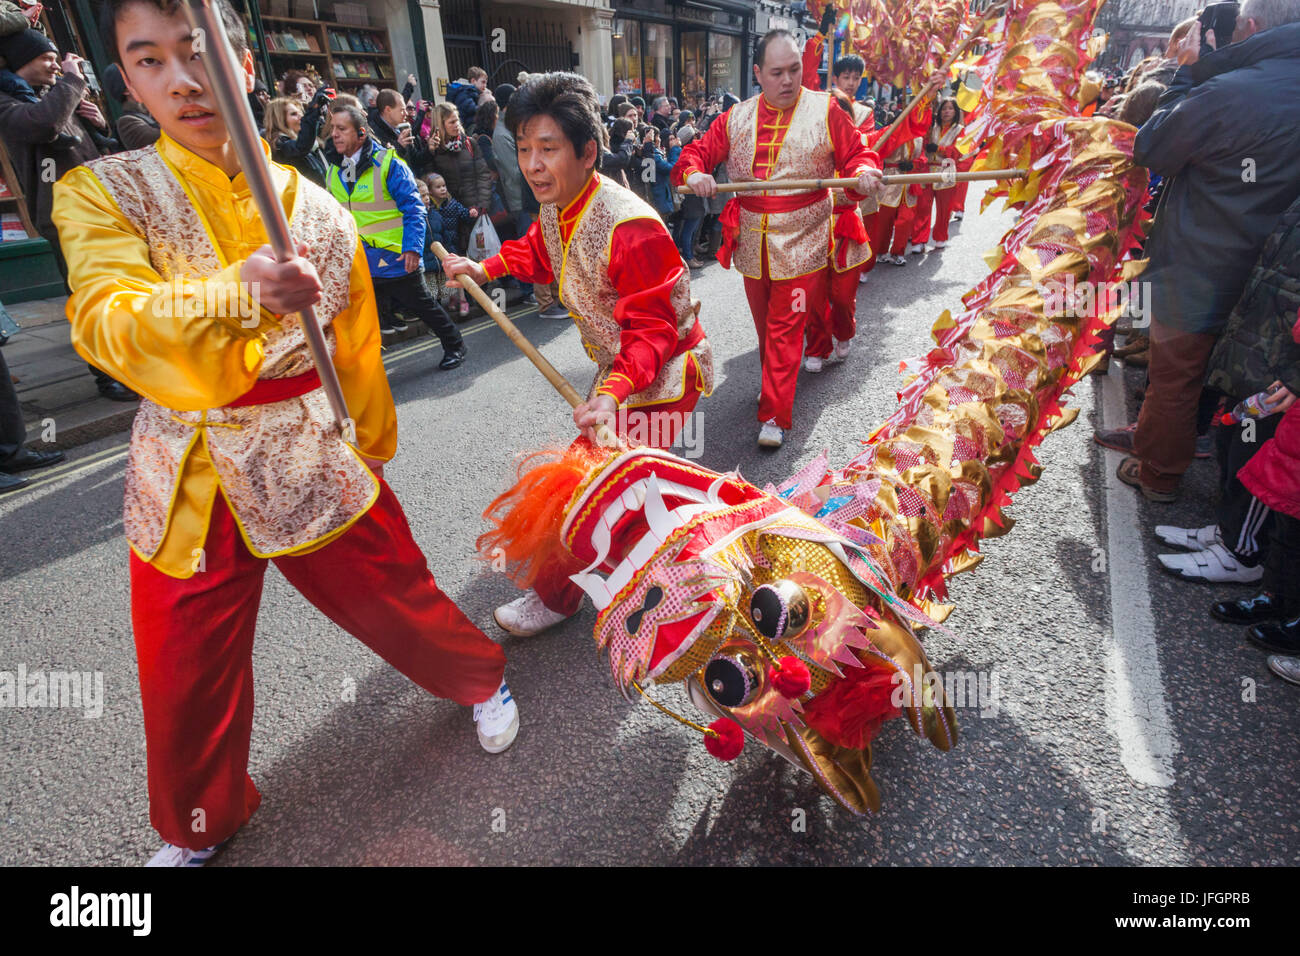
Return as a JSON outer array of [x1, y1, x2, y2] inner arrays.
[[611, 1, 751, 113]]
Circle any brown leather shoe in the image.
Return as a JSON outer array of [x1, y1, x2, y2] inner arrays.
[[1116, 455, 1178, 502]]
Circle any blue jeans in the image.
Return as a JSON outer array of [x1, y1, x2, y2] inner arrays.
[[674, 215, 702, 261]]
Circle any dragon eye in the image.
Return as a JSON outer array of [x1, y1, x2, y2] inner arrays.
[[704, 646, 763, 708], [749, 580, 811, 642]]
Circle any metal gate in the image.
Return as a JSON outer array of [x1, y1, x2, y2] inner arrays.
[[439, 0, 574, 85]]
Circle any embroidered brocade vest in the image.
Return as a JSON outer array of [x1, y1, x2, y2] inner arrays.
[[539, 177, 714, 406], [724, 90, 836, 280], [862, 135, 923, 214], [931, 124, 961, 190], [88, 147, 376, 560]]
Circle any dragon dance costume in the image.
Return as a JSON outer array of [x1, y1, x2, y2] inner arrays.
[[480, 170, 714, 615], [672, 87, 878, 431], [485, 0, 1151, 816], [51, 135, 506, 850]]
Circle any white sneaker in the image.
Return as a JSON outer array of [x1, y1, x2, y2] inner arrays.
[[929, 240, 947, 250], [493, 589, 571, 637], [1154, 523, 1221, 551], [953, 212, 964, 221], [146, 842, 221, 867], [887, 254, 906, 266], [474, 681, 519, 753], [858, 269, 870, 284], [1156, 543, 1264, 584], [909, 242, 926, 255], [832, 337, 852, 361], [803, 355, 824, 373], [758, 419, 784, 448]]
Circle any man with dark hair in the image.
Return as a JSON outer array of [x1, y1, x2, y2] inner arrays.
[[442, 71, 714, 638], [327, 102, 466, 366], [675, 29, 881, 448], [52, 0, 515, 867]]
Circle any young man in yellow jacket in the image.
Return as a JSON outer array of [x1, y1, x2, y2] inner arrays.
[[51, 0, 516, 867]]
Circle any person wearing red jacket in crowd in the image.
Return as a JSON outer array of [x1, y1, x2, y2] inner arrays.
[[443, 72, 714, 639], [910, 97, 971, 251], [675, 29, 881, 449]]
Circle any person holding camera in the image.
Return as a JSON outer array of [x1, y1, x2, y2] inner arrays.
[[0, 28, 137, 402], [1096, 0, 1300, 503], [265, 91, 330, 186]]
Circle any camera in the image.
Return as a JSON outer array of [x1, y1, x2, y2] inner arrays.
[[1198, 2, 1239, 54], [309, 87, 336, 111]]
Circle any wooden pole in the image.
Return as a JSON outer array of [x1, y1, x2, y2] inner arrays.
[[430, 242, 620, 448], [675, 168, 1026, 195]]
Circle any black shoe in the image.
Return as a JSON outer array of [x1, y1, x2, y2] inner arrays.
[[1211, 591, 1285, 626], [1247, 617, 1300, 654], [538, 304, 569, 320], [98, 381, 139, 402], [390, 317, 410, 332], [0, 471, 30, 493], [0, 446, 65, 474], [438, 344, 467, 370]]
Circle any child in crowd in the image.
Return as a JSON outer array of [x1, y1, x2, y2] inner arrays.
[[423, 172, 479, 317]]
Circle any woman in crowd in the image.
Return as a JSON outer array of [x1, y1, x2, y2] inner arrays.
[[264, 95, 328, 186]]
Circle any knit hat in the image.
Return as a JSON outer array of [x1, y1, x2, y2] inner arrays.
[[493, 82, 516, 108], [0, 28, 57, 73]]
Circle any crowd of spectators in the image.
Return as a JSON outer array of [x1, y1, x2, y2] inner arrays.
[[1090, 0, 1300, 685]]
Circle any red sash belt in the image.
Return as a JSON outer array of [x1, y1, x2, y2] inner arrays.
[[226, 369, 322, 408], [671, 319, 706, 359], [717, 188, 829, 269]]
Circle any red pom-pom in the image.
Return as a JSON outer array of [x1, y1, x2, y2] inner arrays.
[[769, 656, 812, 699], [703, 718, 744, 761]]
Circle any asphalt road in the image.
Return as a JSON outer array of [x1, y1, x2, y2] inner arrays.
[[3, 185, 1297, 866]]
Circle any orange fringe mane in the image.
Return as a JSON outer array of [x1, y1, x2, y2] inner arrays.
[[477, 444, 617, 587]]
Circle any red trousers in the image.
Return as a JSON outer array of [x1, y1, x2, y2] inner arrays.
[[806, 264, 860, 359], [743, 247, 828, 430], [952, 179, 970, 213], [910, 187, 935, 245], [534, 379, 706, 615], [131, 480, 506, 849], [862, 202, 913, 271], [931, 187, 959, 243]]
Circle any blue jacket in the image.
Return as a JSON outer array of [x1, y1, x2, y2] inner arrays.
[[647, 146, 676, 215], [330, 138, 427, 280], [447, 81, 479, 129], [422, 199, 451, 272]]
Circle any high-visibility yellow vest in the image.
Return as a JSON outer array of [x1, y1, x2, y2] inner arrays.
[[327, 147, 405, 254]]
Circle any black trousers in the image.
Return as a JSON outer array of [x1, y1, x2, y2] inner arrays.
[[0, 348, 27, 463], [1216, 399, 1283, 565], [1263, 512, 1300, 617], [372, 272, 462, 352]]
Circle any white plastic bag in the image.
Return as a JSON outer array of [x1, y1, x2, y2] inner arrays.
[[468, 214, 501, 262]]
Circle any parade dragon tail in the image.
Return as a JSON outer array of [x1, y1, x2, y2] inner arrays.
[[482, 0, 1149, 817]]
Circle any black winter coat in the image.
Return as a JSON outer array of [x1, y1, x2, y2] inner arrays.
[[1206, 192, 1300, 401], [1134, 22, 1300, 335]]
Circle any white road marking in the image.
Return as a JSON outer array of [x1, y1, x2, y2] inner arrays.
[[1098, 361, 1179, 787]]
